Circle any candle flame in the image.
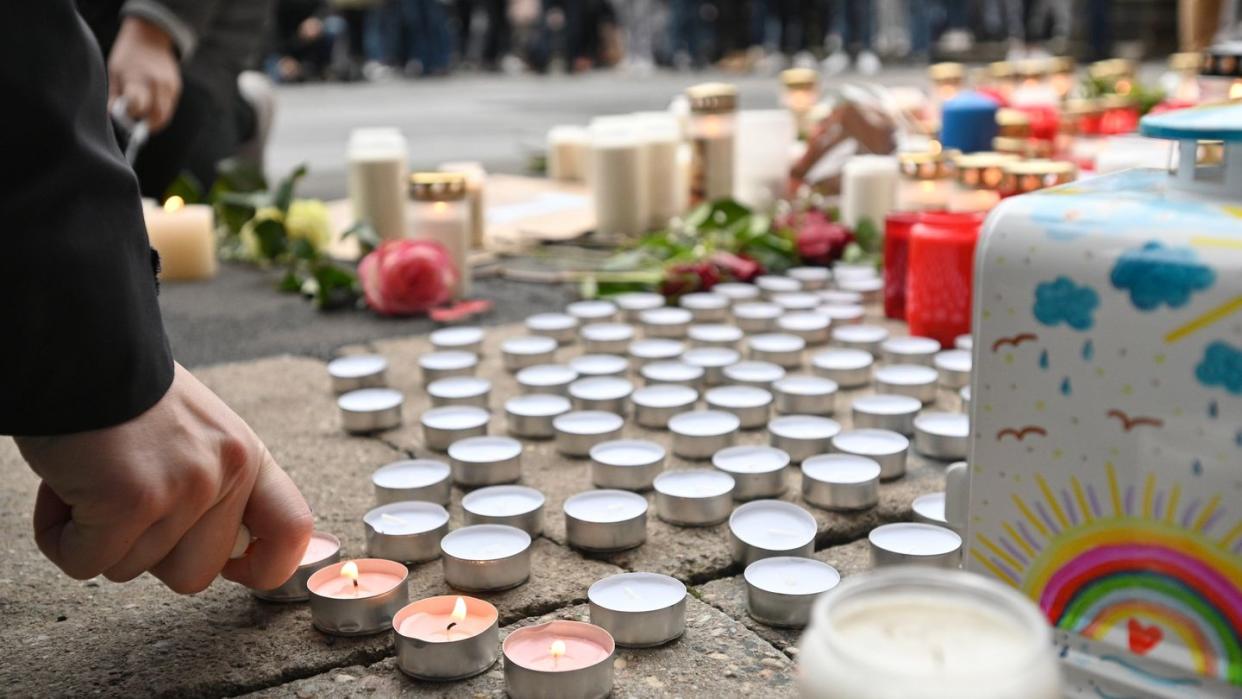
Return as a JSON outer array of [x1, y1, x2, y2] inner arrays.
[[451, 596, 468, 622], [433, 201, 449, 213], [1231, 81, 1242, 100], [550, 639, 567, 659], [341, 561, 360, 582], [163, 195, 185, 213]]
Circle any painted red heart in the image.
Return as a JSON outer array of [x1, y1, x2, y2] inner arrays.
[[1127, 618, 1163, 655]]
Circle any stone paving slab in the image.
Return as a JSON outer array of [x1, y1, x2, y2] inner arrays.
[[246, 599, 797, 699]]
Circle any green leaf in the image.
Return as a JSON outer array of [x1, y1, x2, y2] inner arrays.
[[289, 237, 318, 261], [686, 199, 749, 231], [252, 218, 287, 259], [342, 221, 382, 256], [310, 261, 360, 310], [278, 269, 302, 292], [214, 157, 268, 193], [218, 191, 272, 210], [164, 173, 204, 204], [273, 164, 308, 214], [853, 217, 882, 254]]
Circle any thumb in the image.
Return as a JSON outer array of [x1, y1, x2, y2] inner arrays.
[[221, 450, 313, 591]]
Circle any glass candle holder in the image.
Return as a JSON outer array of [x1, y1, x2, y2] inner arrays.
[[686, 82, 738, 206], [896, 149, 954, 213], [999, 159, 1077, 197], [905, 211, 985, 347], [780, 67, 819, 136], [438, 160, 486, 249], [1098, 94, 1140, 136], [928, 62, 965, 108], [948, 152, 1014, 213], [410, 172, 471, 298], [1198, 44, 1242, 101]]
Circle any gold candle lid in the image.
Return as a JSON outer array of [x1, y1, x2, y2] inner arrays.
[[988, 61, 1016, 80], [780, 68, 819, 89], [1202, 43, 1242, 77], [1169, 51, 1202, 72], [996, 108, 1031, 127], [687, 83, 739, 113], [955, 152, 1017, 190], [928, 62, 965, 83], [897, 148, 957, 180], [1003, 159, 1077, 176], [409, 172, 468, 201], [1002, 159, 1077, 194], [1089, 58, 1136, 80]]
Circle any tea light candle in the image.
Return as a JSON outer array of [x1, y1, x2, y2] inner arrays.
[[680, 292, 729, 323], [588, 572, 687, 647], [913, 492, 948, 526], [831, 429, 910, 481], [252, 531, 341, 602], [590, 439, 666, 490], [441, 524, 533, 591], [833, 263, 877, 283], [722, 360, 786, 388], [568, 376, 633, 414], [777, 312, 831, 345], [945, 461, 968, 533], [874, 364, 939, 404], [448, 436, 523, 487], [526, 313, 579, 345], [756, 275, 802, 297], [733, 302, 783, 333], [516, 364, 580, 396], [502, 620, 615, 699], [959, 385, 971, 410], [954, 334, 972, 351], [868, 522, 961, 569], [505, 394, 571, 439], [364, 501, 450, 563], [419, 351, 479, 384], [631, 384, 699, 428], [811, 349, 873, 388], [563, 489, 649, 552], [410, 172, 471, 296], [327, 354, 388, 394], [832, 325, 890, 354], [462, 484, 545, 536], [836, 276, 883, 305], [851, 394, 921, 435], [430, 326, 484, 354], [501, 335, 558, 372], [427, 376, 491, 409], [933, 349, 972, 389], [639, 360, 704, 388], [668, 410, 740, 459], [570, 354, 629, 379], [772, 375, 837, 415], [640, 307, 693, 339], [687, 323, 743, 347], [581, 323, 634, 355], [614, 291, 664, 321], [307, 558, 410, 636], [567, 299, 618, 323], [712, 445, 789, 500], [747, 333, 806, 368], [339, 388, 404, 434], [819, 290, 862, 305], [801, 454, 881, 511], [393, 595, 500, 681], [729, 499, 817, 566], [744, 557, 840, 628], [817, 303, 865, 325], [421, 405, 489, 451], [372, 459, 452, 506], [771, 292, 820, 313], [769, 415, 842, 464], [713, 282, 760, 303], [553, 411, 625, 457], [628, 338, 686, 365], [704, 385, 773, 429], [788, 266, 830, 291], [880, 336, 941, 367], [653, 468, 736, 526], [681, 346, 740, 386], [913, 411, 969, 460]]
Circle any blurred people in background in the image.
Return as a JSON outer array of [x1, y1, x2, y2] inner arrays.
[[457, 0, 511, 71], [824, 0, 881, 75]]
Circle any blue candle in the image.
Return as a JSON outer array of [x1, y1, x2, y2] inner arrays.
[[940, 91, 1000, 153]]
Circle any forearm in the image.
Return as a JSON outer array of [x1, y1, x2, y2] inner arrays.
[[120, 0, 220, 58]]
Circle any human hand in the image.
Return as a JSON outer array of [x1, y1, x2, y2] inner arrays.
[[16, 364, 313, 594], [107, 16, 182, 132]]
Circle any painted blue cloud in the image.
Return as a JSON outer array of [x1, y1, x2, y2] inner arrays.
[[1195, 341, 1242, 395], [1033, 277, 1099, 330], [1110, 241, 1215, 311]]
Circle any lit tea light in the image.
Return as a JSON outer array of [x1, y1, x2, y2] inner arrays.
[[933, 349, 972, 389], [430, 326, 484, 355], [419, 350, 479, 384], [567, 299, 618, 323], [525, 312, 579, 345], [420, 405, 489, 451], [639, 307, 693, 339], [307, 558, 410, 636], [873, 364, 939, 404], [627, 338, 686, 366], [363, 501, 450, 563], [704, 385, 773, 429], [912, 492, 948, 526], [327, 354, 388, 394], [516, 364, 580, 396], [868, 522, 962, 569], [570, 353, 629, 379], [722, 360, 786, 388], [712, 282, 760, 303], [338, 388, 404, 434], [851, 394, 922, 435], [251, 531, 341, 602], [801, 454, 881, 511], [747, 333, 806, 368], [811, 349, 873, 388], [613, 291, 664, 321], [501, 335, 558, 372], [462, 485, 546, 536], [631, 384, 699, 428], [371, 458, 452, 506], [393, 595, 500, 680], [653, 468, 736, 526], [712, 445, 790, 500], [687, 323, 744, 347], [733, 301, 783, 333], [777, 312, 831, 345], [568, 376, 634, 414], [880, 336, 941, 367], [581, 323, 634, 355], [728, 499, 817, 566], [440, 524, 533, 591], [668, 410, 740, 459], [768, 415, 842, 464], [590, 439, 666, 491], [505, 394, 571, 439], [563, 489, 649, 552], [912, 411, 970, 460], [588, 572, 687, 648], [427, 375, 491, 409], [447, 436, 523, 487], [744, 557, 840, 628], [502, 620, 615, 699], [831, 429, 910, 481], [788, 266, 831, 291], [639, 360, 705, 388], [771, 374, 838, 415], [553, 410, 625, 457], [832, 324, 890, 354], [681, 346, 741, 386], [680, 292, 730, 323]]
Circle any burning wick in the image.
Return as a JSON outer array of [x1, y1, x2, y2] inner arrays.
[[447, 596, 468, 640], [549, 639, 567, 669], [341, 561, 360, 596]]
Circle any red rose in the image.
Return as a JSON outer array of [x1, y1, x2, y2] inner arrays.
[[795, 211, 852, 266], [661, 261, 720, 299], [710, 251, 763, 283], [359, 239, 458, 316]]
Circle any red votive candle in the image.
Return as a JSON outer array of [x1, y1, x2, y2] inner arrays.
[[883, 211, 919, 320], [905, 211, 986, 347]]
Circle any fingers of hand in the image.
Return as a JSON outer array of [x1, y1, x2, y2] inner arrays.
[[222, 450, 313, 591], [147, 71, 181, 133], [121, 80, 153, 121], [34, 481, 148, 580], [149, 482, 252, 594]]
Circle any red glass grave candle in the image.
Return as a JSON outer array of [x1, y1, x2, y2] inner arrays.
[[883, 211, 919, 320], [905, 211, 986, 347]]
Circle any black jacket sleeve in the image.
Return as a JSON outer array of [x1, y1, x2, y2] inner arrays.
[[0, 1, 174, 436]]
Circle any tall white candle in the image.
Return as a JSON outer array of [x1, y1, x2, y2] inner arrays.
[[348, 128, 408, 241], [840, 155, 898, 231], [143, 196, 217, 281], [735, 110, 796, 210], [590, 121, 649, 236], [547, 126, 591, 183], [438, 161, 487, 249], [634, 113, 683, 229], [410, 172, 471, 298]]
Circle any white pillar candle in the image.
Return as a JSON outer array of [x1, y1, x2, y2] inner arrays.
[[438, 161, 487, 249], [410, 172, 472, 298], [547, 126, 591, 183], [840, 155, 898, 231], [634, 113, 683, 228], [590, 120, 649, 236], [348, 128, 408, 241], [143, 196, 216, 281], [735, 110, 796, 210]]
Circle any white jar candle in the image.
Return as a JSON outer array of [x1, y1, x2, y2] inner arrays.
[[590, 120, 649, 236], [840, 155, 898, 231], [410, 172, 472, 297], [547, 125, 590, 182], [348, 127, 408, 242], [687, 83, 738, 205]]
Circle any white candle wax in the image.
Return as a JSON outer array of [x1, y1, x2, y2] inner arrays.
[[348, 128, 408, 241], [440, 525, 530, 561], [723, 361, 786, 386], [516, 364, 579, 394], [463, 485, 544, 518], [582, 322, 634, 347], [589, 572, 685, 612], [635, 113, 683, 229], [869, 522, 961, 560], [428, 376, 490, 403], [438, 161, 486, 248], [364, 502, 449, 535], [372, 459, 450, 492], [640, 361, 703, 386], [712, 283, 760, 302], [712, 445, 789, 475], [430, 326, 484, 352], [841, 155, 898, 230], [570, 354, 629, 378], [553, 411, 625, 437], [563, 489, 648, 522], [631, 384, 698, 408], [771, 292, 820, 312], [756, 275, 802, 295], [590, 121, 648, 236], [567, 300, 618, 322], [448, 436, 522, 464], [653, 469, 735, 498], [897, 178, 952, 212], [912, 492, 948, 525], [691, 114, 736, 203], [832, 325, 890, 348], [547, 125, 590, 182], [143, 198, 216, 281], [591, 439, 665, 467], [745, 557, 840, 596], [413, 199, 471, 297], [422, 405, 490, 432], [734, 110, 796, 209], [730, 500, 816, 552], [688, 324, 744, 346], [629, 338, 686, 363]]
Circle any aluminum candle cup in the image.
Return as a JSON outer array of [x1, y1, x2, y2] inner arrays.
[[771, 292, 821, 313], [252, 531, 340, 602], [850, 394, 921, 435], [913, 411, 970, 460], [954, 334, 973, 351], [308, 559, 410, 636], [567, 299, 618, 323], [874, 364, 939, 404], [328, 354, 388, 394], [768, 415, 842, 464], [728, 500, 817, 566], [747, 333, 806, 369], [836, 276, 883, 304], [788, 266, 831, 291], [614, 291, 664, 321], [372, 459, 452, 506], [427, 376, 491, 409], [392, 596, 500, 681], [817, 303, 865, 325], [640, 360, 704, 388], [687, 323, 744, 347], [502, 620, 615, 699], [801, 454, 881, 511], [590, 440, 666, 491], [733, 302, 782, 333], [868, 522, 962, 569], [680, 292, 729, 323], [430, 326, 485, 355], [339, 388, 404, 434], [505, 394, 571, 439], [831, 324, 890, 353], [811, 349, 873, 388], [668, 410, 740, 459], [777, 312, 832, 345], [588, 573, 687, 648], [880, 336, 941, 367], [639, 307, 693, 339], [570, 354, 629, 379], [448, 436, 523, 487], [744, 557, 840, 628], [723, 360, 786, 388], [631, 384, 699, 428], [712, 445, 790, 500], [419, 351, 479, 384], [772, 375, 838, 415], [501, 335, 558, 372], [933, 349, 972, 389], [568, 376, 633, 414], [627, 338, 686, 366], [713, 282, 760, 303], [441, 525, 533, 591], [704, 385, 773, 429], [525, 312, 579, 345], [653, 469, 736, 526], [516, 364, 579, 396], [462, 485, 545, 536], [421, 405, 489, 451], [756, 274, 802, 297], [681, 347, 740, 386], [818, 290, 863, 306], [913, 492, 949, 526], [831, 429, 910, 481], [563, 489, 649, 552], [581, 323, 634, 355], [553, 411, 625, 457], [364, 502, 450, 563]]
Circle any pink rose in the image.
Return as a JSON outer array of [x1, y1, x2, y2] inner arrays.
[[359, 239, 458, 316]]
